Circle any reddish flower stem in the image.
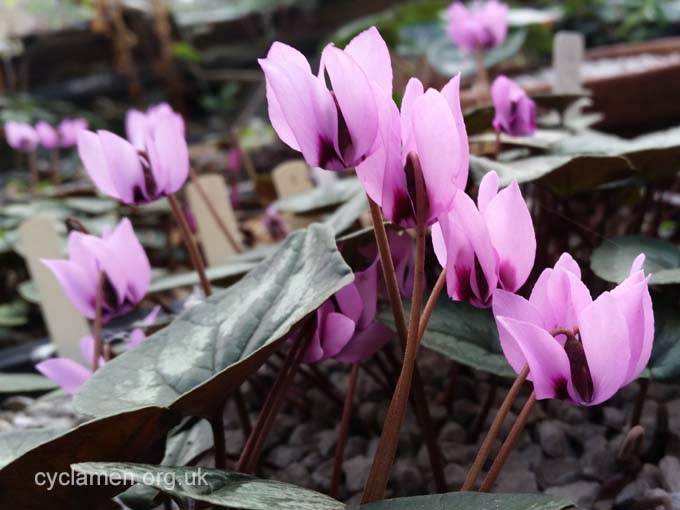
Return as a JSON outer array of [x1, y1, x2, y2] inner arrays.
[[167, 193, 212, 297], [330, 363, 360, 498], [189, 168, 242, 254], [209, 403, 228, 469], [418, 270, 447, 341], [366, 195, 447, 493], [236, 319, 314, 473], [27, 151, 39, 194], [92, 271, 105, 371], [362, 152, 428, 503], [475, 51, 490, 105], [630, 378, 649, 428], [479, 391, 537, 492], [461, 364, 530, 491], [50, 149, 61, 185], [233, 388, 252, 438]]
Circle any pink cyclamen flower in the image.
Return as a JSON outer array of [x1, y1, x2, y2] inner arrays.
[[432, 171, 535, 308], [42, 218, 151, 322], [303, 260, 393, 364], [493, 253, 654, 406], [78, 108, 189, 205], [264, 205, 289, 241], [58, 118, 89, 148], [36, 307, 159, 394], [447, 0, 509, 53], [35, 121, 60, 149], [5, 121, 39, 152], [357, 75, 469, 227], [126, 103, 185, 150], [491, 76, 536, 137], [260, 26, 391, 171]]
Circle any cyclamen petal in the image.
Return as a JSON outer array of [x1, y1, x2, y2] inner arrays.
[[491, 76, 536, 137], [36, 359, 91, 395], [5, 121, 39, 152], [35, 121, 60, 149]]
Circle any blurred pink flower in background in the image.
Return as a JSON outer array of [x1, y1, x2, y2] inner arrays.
[[493, 253, 654, 406], [42, 218, 151, 321], [35, 121, 60, 149], [447, 0, 509, 53], [491, 76, 536, 137], [58, 118, 89, 148], [5, 121, 39, 152]]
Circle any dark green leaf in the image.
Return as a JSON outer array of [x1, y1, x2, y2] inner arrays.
[[0, 373, 58, 394], [361, 492, 573, 510], [591, 236, 680, 285], [73, 463, 344, 510], [0, 407, 178, 509], [75, 225, 353, 418], [381, 299, 514, 378], [648, 294, 680, 382]]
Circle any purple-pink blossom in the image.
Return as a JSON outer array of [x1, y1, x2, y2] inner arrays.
[[357, 75, 469, 227], [493, 253, 654, 406], [58, 118, 89, 148], [432, 171, 535, 308], [42, 218, 151, 322], [35, 121, 60, 149], [259, 27, 390, 171], [491, 76, 536, 137], [447, 0, 509, 53], [302, 260, 393, 364], [5, 121, 39, 152], [78, 106, 188, 204]]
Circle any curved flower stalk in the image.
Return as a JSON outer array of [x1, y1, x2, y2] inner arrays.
[[36, 307, 159, 394], [364, 230, 415, 299], [447, 0, 509, 53], [58, 118, 89, 148], [78, 110, 189, 204], [357, 75, 469, 227], [432, 171, 535, 308], [493, 253, 654, 406], [42, 218, 151, 322], [491, 76, 536, 137], [259, 27, 390, 171], [303, 260, 393, 364]]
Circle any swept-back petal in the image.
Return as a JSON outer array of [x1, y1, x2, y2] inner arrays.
[[343, 26, 393, 94], [96, 130, 145, 204], [106, 218, 151, 303], [440, 74, 470, 189], [77, 131, 121, 200], [36, 359, 91, 395], [496, 317, 571, 400], [483, 180, 535, 291], [147, 121, 189, 194], [335, 322, 393, 363], [400, 77, 424, 146], [578, 292, 631, 405], [41, 260, 95, 319]]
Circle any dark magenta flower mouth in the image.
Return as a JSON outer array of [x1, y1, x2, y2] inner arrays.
[[553, 328, 594, 404]]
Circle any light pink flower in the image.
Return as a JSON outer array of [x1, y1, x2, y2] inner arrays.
[[433, 170, 535, 308], [493, 253, 654, 406], [35, 121, 60, 149], [5, 121, 39, 152], [491, 76, 536, 137], [447, 0, 509, 53]]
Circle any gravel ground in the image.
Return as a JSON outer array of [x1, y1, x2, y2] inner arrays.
[[3, 348, 680, 510]]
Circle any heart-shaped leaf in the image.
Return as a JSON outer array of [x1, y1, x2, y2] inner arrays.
[[0, 407, 177, 509], [591, 236, 680, 285], [647, 294, 680, 382], [75, 224, 353, 418], [361, 492, 573, 510], [469, 154, 633, 196], [0, 429, 63, 469], [381, 299, 514, 378], [148, 260, 257, 293], [0, 373, 58, 394], [73, 463, 344, 510]]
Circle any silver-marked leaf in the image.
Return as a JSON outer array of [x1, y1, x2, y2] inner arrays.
[[75, 225, 353, 418], [0, 373, 58, 394], [361, 492, 573, 510], [273, 179, 362, 214], [0, 429, 63, 469], [73, 463, 344, 510]]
